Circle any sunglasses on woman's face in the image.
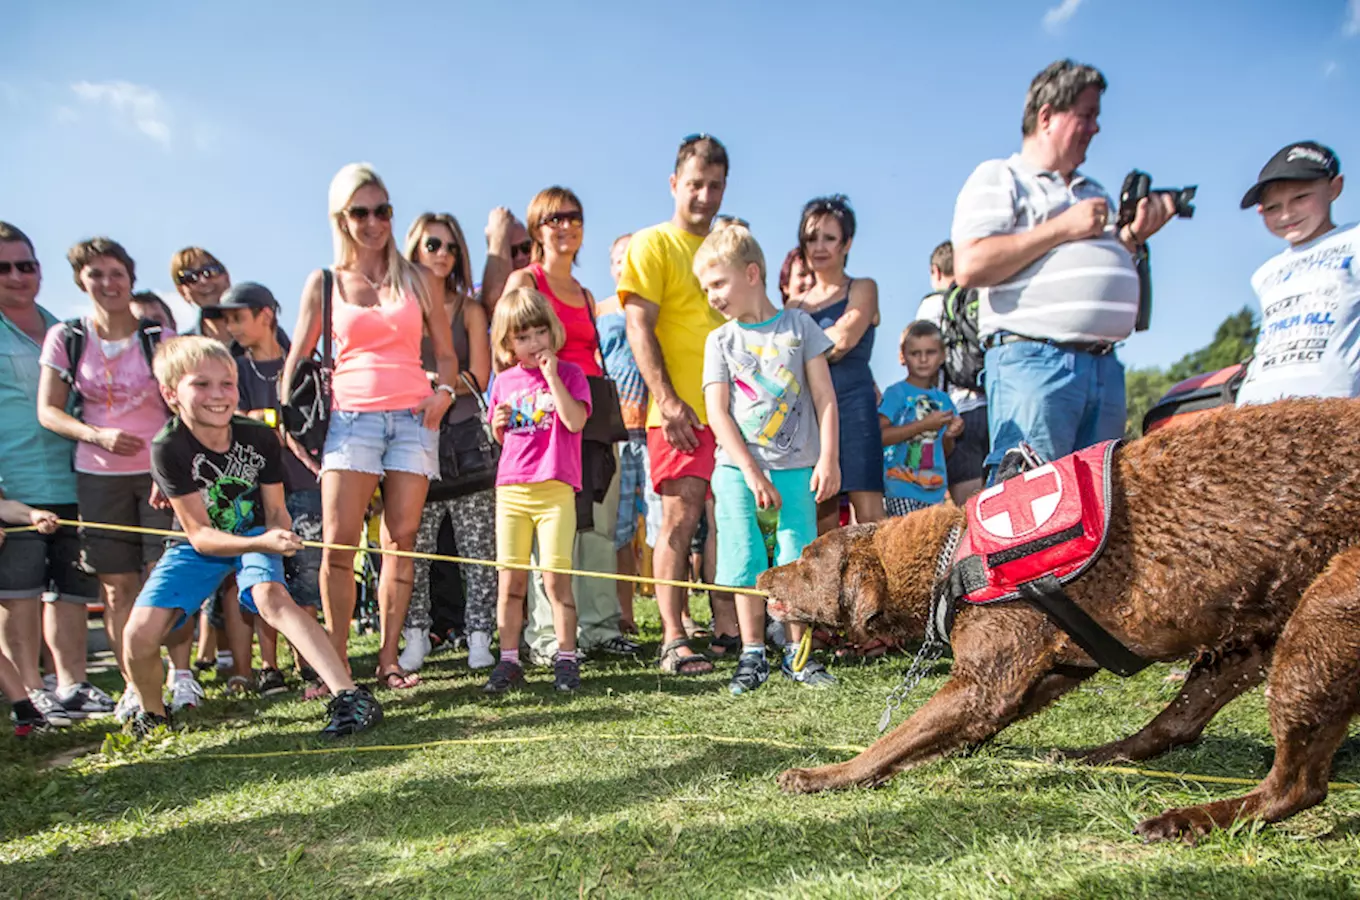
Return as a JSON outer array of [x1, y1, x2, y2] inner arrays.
[[345, 203, 394, 222], [423, 236, 461, 257], [540, 210, 583, 228], [0, 260, 39, 276], [176, 263, 226, 286]]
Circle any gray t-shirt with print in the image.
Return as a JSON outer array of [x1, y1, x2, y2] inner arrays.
[[702, 308, 834, 471]]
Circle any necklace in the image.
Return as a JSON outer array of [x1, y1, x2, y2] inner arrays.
[[356, 269, 384, 292], [244, 351, 281, 386]]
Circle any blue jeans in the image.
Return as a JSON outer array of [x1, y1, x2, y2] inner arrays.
[[984, 339, 1126, 473], [284, 490, 323, 608]]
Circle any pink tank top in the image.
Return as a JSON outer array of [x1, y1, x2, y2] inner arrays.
[[530, 264, 603, 377], [330, 282, 433, 412]]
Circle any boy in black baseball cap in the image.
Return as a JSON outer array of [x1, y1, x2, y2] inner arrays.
[[1236, 141, 1359, 406]]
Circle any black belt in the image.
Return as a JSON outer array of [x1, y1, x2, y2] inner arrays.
[[985, 333, 1118, 357]]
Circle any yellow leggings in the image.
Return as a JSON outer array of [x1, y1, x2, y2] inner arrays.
[[495, 481, 577, 569]]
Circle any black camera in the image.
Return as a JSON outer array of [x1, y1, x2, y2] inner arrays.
[[1117, 170, 1196, 229]]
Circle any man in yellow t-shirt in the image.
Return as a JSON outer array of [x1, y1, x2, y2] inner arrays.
[[618, 135, 731, 676]]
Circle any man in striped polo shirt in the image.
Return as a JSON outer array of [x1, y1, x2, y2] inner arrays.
[[951, 59, 1178, 473]]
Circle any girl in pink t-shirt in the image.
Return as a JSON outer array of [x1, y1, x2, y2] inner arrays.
[[484, 288, 591, 694]]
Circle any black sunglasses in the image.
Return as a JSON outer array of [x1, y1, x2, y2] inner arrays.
[[679, 132, 715, 148], [539, 210, 583, 228], [344, 203, 394, 222], [0, 260, 39, 276], [511, 240, 532, 257], [423, 236, 461, 256], [176, 263, 226, 286]]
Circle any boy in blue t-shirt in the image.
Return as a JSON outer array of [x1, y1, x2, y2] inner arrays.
[[880, 321, 964, 517]]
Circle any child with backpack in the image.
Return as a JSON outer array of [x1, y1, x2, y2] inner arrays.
[[880, 321, 964, 517], [483, 287, 591, 694]]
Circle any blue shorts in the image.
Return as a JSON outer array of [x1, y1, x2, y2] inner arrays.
[[984, 338, 1126, 474], [135, 529, 286, 629], [712, 465, 818, 590], [322, 409, 439, 479]]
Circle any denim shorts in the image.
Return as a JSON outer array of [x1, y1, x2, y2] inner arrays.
[[284, 489, 323, 608], [322, 409, 439, 479], [613, 436, 661, 550], [984, 339, 1126, 473], [135, 528, 286, 630]]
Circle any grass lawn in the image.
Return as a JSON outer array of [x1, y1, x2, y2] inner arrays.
[[3, 599, 1359, 899]]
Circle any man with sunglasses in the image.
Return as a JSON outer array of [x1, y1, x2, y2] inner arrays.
[[478, 207, 533, 316], [0, 222, 110, 725], [171, 247, 232, 343]]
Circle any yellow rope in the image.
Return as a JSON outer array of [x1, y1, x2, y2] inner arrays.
[[7, 518, 768, 597], [114, 730, 1359, 792], [791, 628, 812, 672]]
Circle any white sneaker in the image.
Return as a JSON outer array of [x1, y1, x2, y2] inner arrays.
[[467, 631, 495, 670], [169, 676, 205, 713], [114, 688, 141, 724], [28, 689, 72, 727], [398, 626, 432, 672]]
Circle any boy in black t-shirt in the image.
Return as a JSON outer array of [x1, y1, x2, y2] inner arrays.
[[120, 336, 380, 737]]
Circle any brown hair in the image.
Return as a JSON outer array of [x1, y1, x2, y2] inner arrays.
[[169, 247, 223, 285], [526, 186, 584, 265], [131, 291, 177, 330], [777, 248, 803, 302], [404, 212, 475, 298], [1022, 59, 1107, 138], [930, 241, 954, 278], [68, 237, 136, 289], [799, 195, 857, 266], [0, 221, 35, 255], [490, 287, 565, 368], [900, 319, 943, 355], [675, 134, 729, 177]]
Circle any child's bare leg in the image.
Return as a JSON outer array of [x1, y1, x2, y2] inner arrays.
[[123, 607, 181, 717], [252, 583, 355, 695], [735, 591, 766, 648], [541, 572, 578, 653], [497, 570, 528, 656], [220, 583, 255, 682], [256, 617, 280, 670], [195, 609, 216, 664]]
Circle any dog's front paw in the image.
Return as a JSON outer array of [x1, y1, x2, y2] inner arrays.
[[1135, 806, 1216, 844], [778, 766, 835, 794]]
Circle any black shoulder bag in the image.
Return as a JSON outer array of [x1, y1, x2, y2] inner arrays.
[[436, 371, 500, 497], [579, 291, 629, 445], [281, 269, 333, 464]]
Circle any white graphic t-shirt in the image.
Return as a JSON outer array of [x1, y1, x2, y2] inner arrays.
[[1237, 223, 1360, 406]]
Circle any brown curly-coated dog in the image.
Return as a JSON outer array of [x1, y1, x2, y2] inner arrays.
[[760, 398, 1360, 842]]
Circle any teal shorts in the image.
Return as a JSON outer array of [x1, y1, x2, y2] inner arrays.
[[712, 464, 818, 590]]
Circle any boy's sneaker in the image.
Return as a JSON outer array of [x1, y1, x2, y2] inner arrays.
[[58, 682, 116, 719], [256, 667, 288, 697], [42, 673, 58, 692], [398, 626, 432, 672], [593, 635, 641, 656], [467, 631, 495, 670], [729, 652, 770, 696], [482, 660, 524, 694], [553, 655, 581, 692], [114, 689, 141, 724], [12, 699, 47, 738], [781, 654, 837, 689], [168, 676, 205, 713], [320, 687, 382, 738], [28, 689, 73, 727], [129, 709, 171, 739]]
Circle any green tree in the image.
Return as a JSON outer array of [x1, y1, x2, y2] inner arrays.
[[1124, 306, 1258, 437]]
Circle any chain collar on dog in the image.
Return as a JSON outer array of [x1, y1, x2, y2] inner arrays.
[[876, 524, 963, 734]]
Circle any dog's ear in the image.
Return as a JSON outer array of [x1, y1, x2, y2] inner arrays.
[[842, 544, 889, 639]]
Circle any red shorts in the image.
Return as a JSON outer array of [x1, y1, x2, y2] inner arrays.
[[647, 425, 716, 492]]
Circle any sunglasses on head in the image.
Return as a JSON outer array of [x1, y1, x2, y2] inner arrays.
[[422, 236, 461, 256], [540, 210, 583, 228], [176, 263, 226, 286], [679, 132, 715, 148], [0, 260, 39, 276], [511, 240, 532, 257], [344, 203, 394, 222]]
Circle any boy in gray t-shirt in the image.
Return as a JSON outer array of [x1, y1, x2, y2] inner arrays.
[[696, 221, 840, 695]]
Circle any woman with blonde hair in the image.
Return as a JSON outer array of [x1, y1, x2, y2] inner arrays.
[[281, 163, 458, 690], [396, 212, 499, 672], [500, 187, 638, 660]]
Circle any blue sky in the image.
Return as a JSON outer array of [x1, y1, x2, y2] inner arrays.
[[3, 0, 1359, 386]]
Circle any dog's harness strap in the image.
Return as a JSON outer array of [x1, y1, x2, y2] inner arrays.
[[1018, 575, 1151, 677]]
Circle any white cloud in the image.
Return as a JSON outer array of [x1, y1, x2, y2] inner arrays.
[[1043, 0, 1087, 32], [70, 80, 172, 148], [1325, 60, 1340, 78], [1346, 0, 1360, 36]]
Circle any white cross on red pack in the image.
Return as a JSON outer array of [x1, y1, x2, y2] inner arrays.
[[975, 466, 1063, 538]]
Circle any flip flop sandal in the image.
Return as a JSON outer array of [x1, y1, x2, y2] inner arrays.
[[376, 667, 422, 690], [708, 633, 741, 657], [682, 618, 711, 641], [658, 639, 714, 676]]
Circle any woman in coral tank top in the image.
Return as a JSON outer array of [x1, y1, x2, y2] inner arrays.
[[281, 163, 458, 690]]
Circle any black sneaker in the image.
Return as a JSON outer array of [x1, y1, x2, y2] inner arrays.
[[297, 664, 318, 684], [129, 709, 172, 739], [12, 699, 46, 738], [729, 652, 770, 695], [482, 660, 524, 694], [256, 667, 288, 697], [321, 687, 382, 738], [553, 656, 581, 692]]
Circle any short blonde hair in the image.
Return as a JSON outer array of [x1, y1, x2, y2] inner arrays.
[[153, 335, 234, 390], [692, 218, 766, 283], [490, 287, 564, 368]]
